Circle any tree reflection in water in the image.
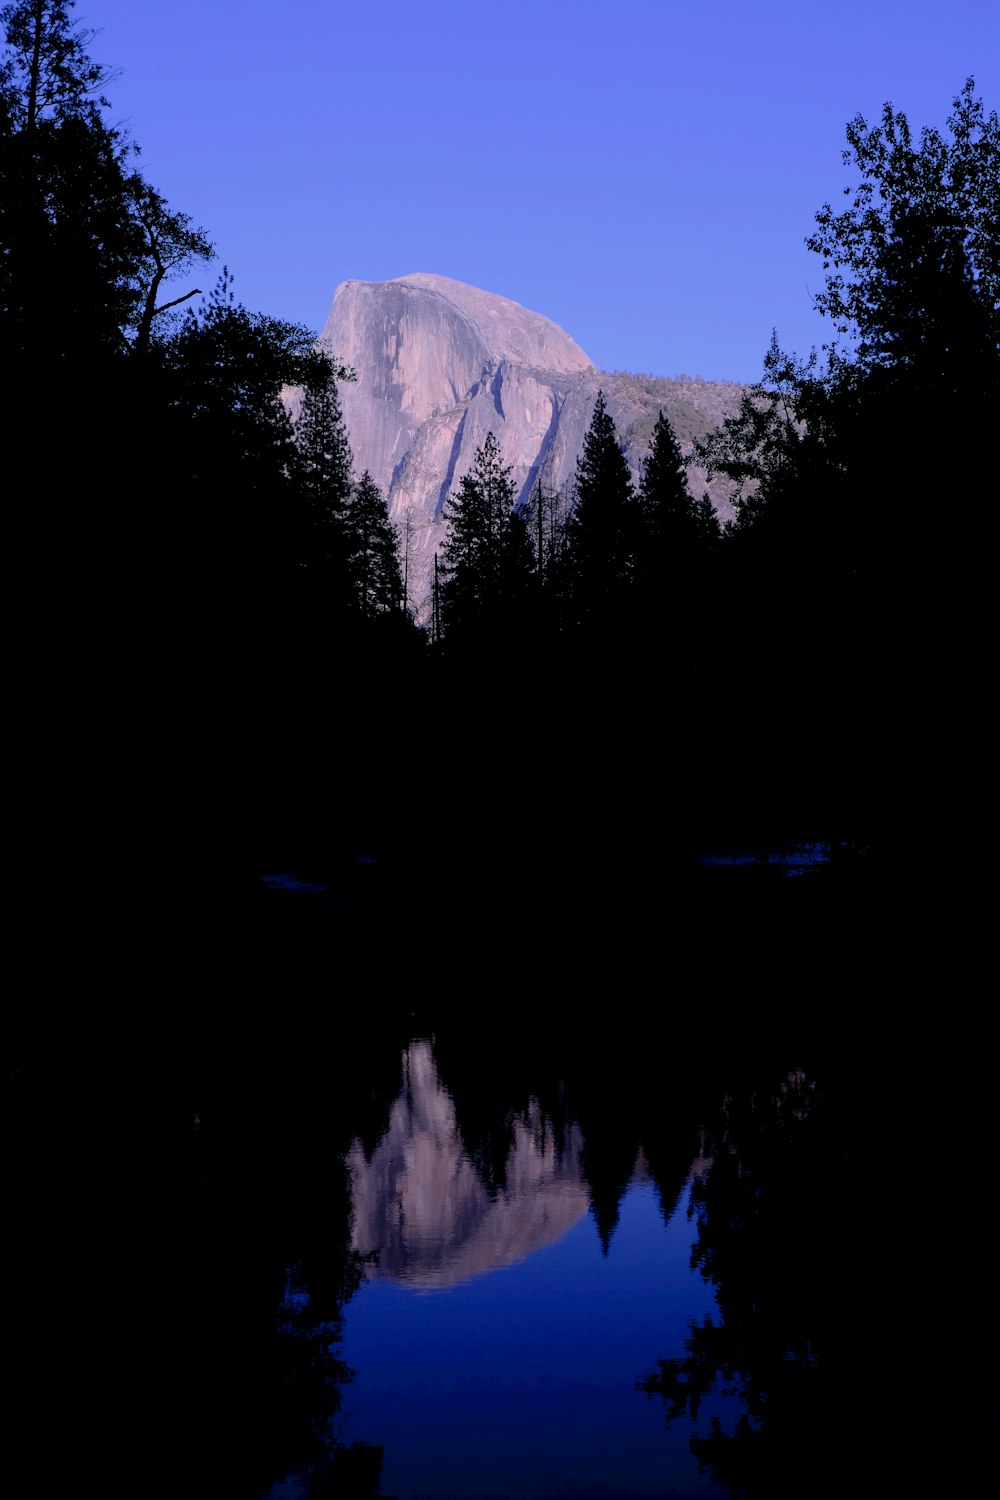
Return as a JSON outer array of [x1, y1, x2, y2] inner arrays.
[[337, 1028, 736, 1500], [640, 1054, 905, 1499], [69, 965, 906, 1500]]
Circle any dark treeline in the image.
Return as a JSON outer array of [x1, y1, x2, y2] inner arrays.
[[7, 960, 903, 1499], [1, 0, 421, 894], [6, 3, 996, 899], [427, 78, 998, 884], [5, 13, 990, 1498]]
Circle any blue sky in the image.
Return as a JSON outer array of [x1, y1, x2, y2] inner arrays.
[[81, 0, 998, 382]]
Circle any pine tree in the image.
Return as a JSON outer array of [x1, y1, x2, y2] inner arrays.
[[636, 409, 722, 615], [566, 390, 636, 630], [347, 470, 404, 621], [522, 475, 572, 586], [432, 553, 443, 646], [694, 492, 722, 549], [1, 1, 211, 368], [157, 270, 332, 621], [1, 0, 111, 133], [439, 431, 517, 641], [399, 506, 418, 620], [296, 364, 353, 518], [292, 360, 355, 608], [638, 410, 697, 552], [1, 0, 135, 377], [498, 505, 537, 643]]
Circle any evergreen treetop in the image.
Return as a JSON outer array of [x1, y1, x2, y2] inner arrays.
[[639, 409, 697, 547], [439, 430, 519, 641], [348, 470, 404, 620], [295, 362, 354, 517], [567, 390, 636, 624], [1, 0, 111, 131]]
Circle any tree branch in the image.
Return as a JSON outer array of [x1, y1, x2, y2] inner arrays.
[[151, 287, 202, 318]]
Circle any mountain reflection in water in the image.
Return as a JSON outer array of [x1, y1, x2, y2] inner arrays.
[[337, 1036, 732, 1500], [347, 1041, 589, 1288], [49, 970, 907, 1500]]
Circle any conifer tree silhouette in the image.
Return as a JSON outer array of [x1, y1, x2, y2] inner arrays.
[[566, 391, 636, 634]]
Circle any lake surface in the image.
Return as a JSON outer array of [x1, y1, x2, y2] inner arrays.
[[12, 852, 893, 1500], [331, 1041, 732, 1500], [131, 939, 889, 1500]]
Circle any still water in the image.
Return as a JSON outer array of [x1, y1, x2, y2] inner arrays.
[[150, 970, 889, 1500], [335, 1042, 731, 1500]]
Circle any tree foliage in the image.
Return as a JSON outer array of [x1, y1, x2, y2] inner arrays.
[[807, 77, 999, 360], [128, 179, 214, 355], [0, 0, 111, 131], [347, 470, 405, 621], [0, 1, 213, 367], [148, 269, 333, 618], [439, 431, 521, 642], [698, 334, 823, 533], [165, 271, 325, 480], [699, 78, 999, 607], [566, 391, 636, 629], [1, 1, 130, 366], [638, 408, 717, 558], [6, 3, 983, 872], [295, 361, 354, 515]]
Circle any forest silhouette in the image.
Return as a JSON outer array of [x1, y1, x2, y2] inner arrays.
[[4, 16, 994, 1489], [5, 4, 994, 898]]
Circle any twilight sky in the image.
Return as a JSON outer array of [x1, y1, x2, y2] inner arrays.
[[81, 0, 998, 382]]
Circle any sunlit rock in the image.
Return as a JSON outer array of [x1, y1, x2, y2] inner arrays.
[[310, 273, 744, 620]]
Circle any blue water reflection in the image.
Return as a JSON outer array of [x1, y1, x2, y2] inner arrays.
[[340, 1042, 733, 1499]]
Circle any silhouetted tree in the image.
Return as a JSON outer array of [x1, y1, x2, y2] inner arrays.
[[695, 82, 1000, 852], [399, 505, 419, 618], [1, 2, 131, 379], [127, 178, 213, 355], [700, 333, 829, 545], [1, 0, 109, 128], [807, 78, 999, 362], [439, 430, 519, 643], [632, 409, 723, 672], [521, 474, 568, 581], [0, 0, 223, 699], [807, 80, 999, 599], [151, 270, 333, 658], [431, 552, 443, 646], [693, 492, 722, 549], [638, 410, 696, 548], [296, 362, 353, 511], [1, 1, 212, 369], [639, 1056, 912, 1500], [566, 391, 637, 633], [347, 470, 404, 621], [702, 79, 1000, 572], [517, 475, 575, 640]]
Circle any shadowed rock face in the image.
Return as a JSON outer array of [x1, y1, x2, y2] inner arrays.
[[313, 273, 744, 619], [347, 1041, 588, 1290]]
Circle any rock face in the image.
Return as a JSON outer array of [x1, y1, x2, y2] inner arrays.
[[315, 273, 744, 619]]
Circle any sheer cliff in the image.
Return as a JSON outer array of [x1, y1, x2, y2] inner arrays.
[[312, 273, 744, 619]]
